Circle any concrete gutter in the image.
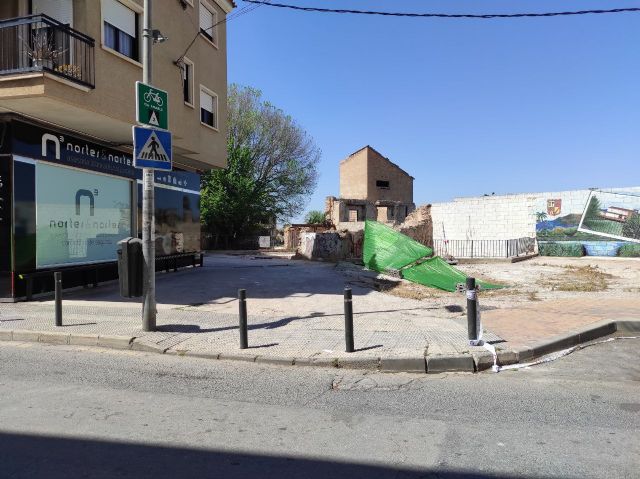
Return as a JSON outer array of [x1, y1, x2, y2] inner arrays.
[[1, 320, 638, 374]]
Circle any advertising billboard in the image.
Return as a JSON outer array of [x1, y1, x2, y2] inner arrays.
[[35, 163, 132, 268]]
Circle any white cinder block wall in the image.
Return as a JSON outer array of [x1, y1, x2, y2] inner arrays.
[[430, 187, 640, 241]]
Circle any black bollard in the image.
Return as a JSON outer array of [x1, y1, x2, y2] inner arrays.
[[238, 289, 248, 349], [344, 288, 354, 353], [54, 272, 63, 327], [466, 277, 478, 341]]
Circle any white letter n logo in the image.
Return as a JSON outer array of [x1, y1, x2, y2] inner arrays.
[[41, 133, 60, 160]]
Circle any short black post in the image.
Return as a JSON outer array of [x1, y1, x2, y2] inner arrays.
[[466, 277, 478, 341], [238, 289, 248, 349], [344, 287, 354, 353], [54, 272, 63, 327]]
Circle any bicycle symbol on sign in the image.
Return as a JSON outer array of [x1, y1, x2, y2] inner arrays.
[[144, 90, 164, 107]]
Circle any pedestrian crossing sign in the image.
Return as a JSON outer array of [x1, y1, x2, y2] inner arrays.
[[133, 126, 172, 170]]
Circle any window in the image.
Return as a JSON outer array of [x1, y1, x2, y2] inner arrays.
[[200, 87, 218, 129], [182, 58, 194, 106], [32, 0, 74, 26], [102, 0, 139, 61], [376, 180, 390, 189], [199, 1, 217, 44]]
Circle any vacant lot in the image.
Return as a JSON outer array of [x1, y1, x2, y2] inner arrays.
[[373, 256, 640, 312]]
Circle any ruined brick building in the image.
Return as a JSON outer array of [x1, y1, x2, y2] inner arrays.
[[325, 146, 416, 230]]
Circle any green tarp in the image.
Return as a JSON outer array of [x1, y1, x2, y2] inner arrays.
[[363, 220, 433, 272], [363, 220, 503, 292]]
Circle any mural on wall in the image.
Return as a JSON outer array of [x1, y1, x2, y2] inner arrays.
[[578, 191, 640, 244], [536, 190, 640, 257]]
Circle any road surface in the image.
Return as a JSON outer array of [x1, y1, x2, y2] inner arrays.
[[0, 338, 638, 478]]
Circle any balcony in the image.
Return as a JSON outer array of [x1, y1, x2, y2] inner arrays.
[[0, 14, 94, 88]]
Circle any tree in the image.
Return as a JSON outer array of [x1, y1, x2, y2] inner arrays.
[[305, 210, 326, 224], [622, 213, 640, 240], [201, 85, 320, 245], [535, 211, 548, 223], [584, 195, 601, 221]]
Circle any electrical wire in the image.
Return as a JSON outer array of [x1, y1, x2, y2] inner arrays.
[[175, 1, 263, 64], [242, 1, 640, 20]]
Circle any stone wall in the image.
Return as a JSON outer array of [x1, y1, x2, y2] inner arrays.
[[297, 230, 364, 261], [396, 205, 433, 247]]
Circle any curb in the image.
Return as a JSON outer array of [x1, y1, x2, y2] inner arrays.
[[0, 319, 638, 374]]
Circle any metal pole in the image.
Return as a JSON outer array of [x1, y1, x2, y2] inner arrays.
[[238, 289, 248, 349], [141, 0, 156, 332], [54, 272, 62, 327], [466, 277, 478, 341], [344, 288, 354, 353]]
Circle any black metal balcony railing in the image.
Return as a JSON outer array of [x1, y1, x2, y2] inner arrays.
[[0, 14, 95, 88]]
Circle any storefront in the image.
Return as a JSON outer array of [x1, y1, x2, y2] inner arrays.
[[0, 118, 201, 301]]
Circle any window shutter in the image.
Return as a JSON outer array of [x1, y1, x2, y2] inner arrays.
[[200, 89, 213, 113], [32, 0, 73, 26], [199, 2, 214, 32], [103, 0, 137, 37]]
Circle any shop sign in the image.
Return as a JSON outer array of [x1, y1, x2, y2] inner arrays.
[[11, 121, 137, 179], [153, 170, 200, 193], [35, 162, 132, 268]]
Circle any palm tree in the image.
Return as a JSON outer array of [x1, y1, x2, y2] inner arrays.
[[535, 211, 548, 223]]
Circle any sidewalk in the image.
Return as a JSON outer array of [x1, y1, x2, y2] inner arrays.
[[0, 255, 637, 372]]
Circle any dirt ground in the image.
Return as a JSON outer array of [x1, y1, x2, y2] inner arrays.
[[360, 256, 640, 311]]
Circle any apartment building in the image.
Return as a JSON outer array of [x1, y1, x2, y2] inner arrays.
[[326, 146, 415, 230], [0, 0, 234, 301]]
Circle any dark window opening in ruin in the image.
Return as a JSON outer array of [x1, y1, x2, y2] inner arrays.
[[397, 206, 407, 222], [376, 180, 390, 189]]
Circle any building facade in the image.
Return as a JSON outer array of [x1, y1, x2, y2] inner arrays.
[[0, 0, 234, 300], [326, 146, 415, 230]]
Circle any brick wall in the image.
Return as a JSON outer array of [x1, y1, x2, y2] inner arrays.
[[366, 148, 413, 204], [339, 149, 368, 199], [339, 146, 413, 204]]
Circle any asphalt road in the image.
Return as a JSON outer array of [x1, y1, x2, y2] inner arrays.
[[0, 338, 638, 479]]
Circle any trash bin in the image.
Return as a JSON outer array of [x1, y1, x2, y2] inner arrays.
[[117, 237, 143, 297]]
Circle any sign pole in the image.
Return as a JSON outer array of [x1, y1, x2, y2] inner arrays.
[[141, 0, 156, 331]]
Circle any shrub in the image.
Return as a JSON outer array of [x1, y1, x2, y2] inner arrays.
[[539, 242, 585, 257], [622, 213, 640, 240], [618, 243, 640, 257]]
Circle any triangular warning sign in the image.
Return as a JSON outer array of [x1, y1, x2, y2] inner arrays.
[[148, 110, 160, 126], [139, 131, 169, 162]]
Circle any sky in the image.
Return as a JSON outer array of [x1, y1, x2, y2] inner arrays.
[[226, 0, 640, 222]]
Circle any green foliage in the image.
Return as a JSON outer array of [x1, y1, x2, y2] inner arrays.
[[622, 213, 640, 240], [584, 195, 601, 221], [583, 219, 623, 236], [304, 210, 326, 224], [538, 242, 585, 257], [535, 211, 548, 223], [537, 226, 578, 239], [201, 84, 320, 243], [618, 243, 640, 257]]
